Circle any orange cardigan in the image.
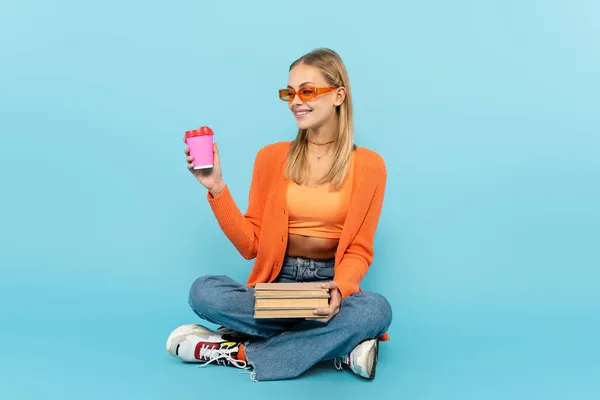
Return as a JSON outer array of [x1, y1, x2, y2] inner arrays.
[[206, 141, 390, 341]]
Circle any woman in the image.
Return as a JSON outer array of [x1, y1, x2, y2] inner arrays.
[[166, 48, 392, 382]]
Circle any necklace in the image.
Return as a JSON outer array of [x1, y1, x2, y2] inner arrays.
[[307, 138, 335, 162], [315, 153, 331, 162], [308, 138, 336, 146], [310, 150, 334, 162]]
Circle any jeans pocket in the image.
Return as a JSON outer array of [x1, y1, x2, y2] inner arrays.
[[275, 263, 297, 282]]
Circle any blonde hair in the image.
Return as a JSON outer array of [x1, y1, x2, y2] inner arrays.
[[284, 48, 354, 190]]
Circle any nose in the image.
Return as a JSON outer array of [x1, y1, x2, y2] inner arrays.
[[290, 92, 304, 108]]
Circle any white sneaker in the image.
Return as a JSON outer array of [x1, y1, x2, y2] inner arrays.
[[166, 323, 247, 369], [165, 324, 214, 357], [334, 339, 379, 379]]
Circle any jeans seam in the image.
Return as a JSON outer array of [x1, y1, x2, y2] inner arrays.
[[190, 302, 274, 339]]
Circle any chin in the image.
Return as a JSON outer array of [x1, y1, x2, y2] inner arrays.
[[296, 116, 319, 130], [296, 120, 311, 129]]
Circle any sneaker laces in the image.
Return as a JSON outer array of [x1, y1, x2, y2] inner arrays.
[[334, 355, 350, 371], [334, 358, 343, 371], [238, 370, 259, 382], [196, 343, 248, 369]]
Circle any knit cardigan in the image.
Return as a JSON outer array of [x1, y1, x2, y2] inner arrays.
[[206, 141, 389, 341]]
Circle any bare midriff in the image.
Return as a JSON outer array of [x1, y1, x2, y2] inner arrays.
[[286, 233, 338, 260]]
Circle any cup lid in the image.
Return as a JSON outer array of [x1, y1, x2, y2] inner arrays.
[[185, 126, 214, 138]]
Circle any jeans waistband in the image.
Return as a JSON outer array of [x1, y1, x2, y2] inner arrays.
[[277, 255, 335, 282], [283, 255, 335, 267]]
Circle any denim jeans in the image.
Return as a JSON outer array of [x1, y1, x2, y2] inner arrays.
[[188, 255, 393, 381]]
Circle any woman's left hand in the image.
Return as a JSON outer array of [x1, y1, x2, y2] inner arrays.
[[310, 281, 342, 322]]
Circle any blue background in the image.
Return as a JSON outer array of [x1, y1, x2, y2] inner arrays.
[[1, 0, 598, 398]]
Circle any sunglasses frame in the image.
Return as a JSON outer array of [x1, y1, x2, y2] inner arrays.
[[278, 86, 339, 103]]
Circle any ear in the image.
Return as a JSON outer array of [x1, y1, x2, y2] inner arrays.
[[333, 87, 346, 106]]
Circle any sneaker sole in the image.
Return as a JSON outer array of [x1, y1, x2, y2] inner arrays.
[[352, 338, 379, 380], [165, 324, 214, 357], [369, 339, 379, 380]]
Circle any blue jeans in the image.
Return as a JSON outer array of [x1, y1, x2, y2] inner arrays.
[[188, 255, 393, 381]]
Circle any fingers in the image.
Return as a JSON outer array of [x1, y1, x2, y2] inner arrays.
[[184, 147, 189, 154], [186, 153, 194, 170], [307, 312, 330, 322], [314, 304, 339, 316], [213, 142, 220, 166], [310, 305, 339, 323], [313, 286, 342, 317], [320, 281, 339, 290]]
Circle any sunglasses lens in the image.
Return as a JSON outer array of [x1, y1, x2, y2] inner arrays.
[[279, 89, 293, 101], [299, 88, 316, 100]]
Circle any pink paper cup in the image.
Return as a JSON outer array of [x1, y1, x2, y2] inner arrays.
[[185, 126, 214, 169]]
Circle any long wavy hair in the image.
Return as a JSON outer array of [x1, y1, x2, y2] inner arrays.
[[284, 48, 354, 190]]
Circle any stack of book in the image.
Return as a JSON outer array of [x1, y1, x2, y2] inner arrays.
[[254, 282, 330, 319]]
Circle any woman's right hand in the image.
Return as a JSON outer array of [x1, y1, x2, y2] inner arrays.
[[185, 141, 225, 197]]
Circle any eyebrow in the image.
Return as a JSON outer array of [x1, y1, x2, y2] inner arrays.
[[287, 81, 315, 89]]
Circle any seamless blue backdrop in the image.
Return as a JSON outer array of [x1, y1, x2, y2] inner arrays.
[[1, 1, 598, 399]]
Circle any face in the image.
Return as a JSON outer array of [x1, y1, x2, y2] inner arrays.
[[285, 64, 346, 131]]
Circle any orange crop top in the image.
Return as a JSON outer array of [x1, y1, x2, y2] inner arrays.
[[286, 154, 354, 239]]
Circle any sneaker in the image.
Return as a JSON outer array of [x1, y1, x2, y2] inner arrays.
[[165, 324, 214, 357], [216, 326, 252, 342], [334, 338, 379, 380], [166, 324, 247, 369]]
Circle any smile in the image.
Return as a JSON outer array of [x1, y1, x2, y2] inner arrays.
[[294, 110, 312, 118]]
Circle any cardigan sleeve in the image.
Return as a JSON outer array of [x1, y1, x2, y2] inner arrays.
[[334, 160, 387, 299], [205, 149, 264, 260]]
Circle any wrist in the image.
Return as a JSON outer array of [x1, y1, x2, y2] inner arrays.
[[209, 181, 226, 197]]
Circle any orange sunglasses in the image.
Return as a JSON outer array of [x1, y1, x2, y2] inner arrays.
[[278, 86, 338, 102]]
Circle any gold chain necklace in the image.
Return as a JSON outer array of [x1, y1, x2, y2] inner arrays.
[[307, 139, 335, 162]]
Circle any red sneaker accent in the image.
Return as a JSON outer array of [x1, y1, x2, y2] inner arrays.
[[194, 342, 219, 360]]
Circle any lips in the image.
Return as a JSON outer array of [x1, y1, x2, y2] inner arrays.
[[294, 109, 312, 118]]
